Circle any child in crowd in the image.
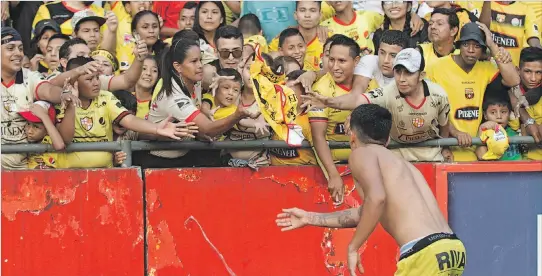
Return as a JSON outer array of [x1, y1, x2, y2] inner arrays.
[[238, 13, 268, 57], [476, 98, 522, 161], [203, 68, 270, 168], [20, 101, 66, 169]]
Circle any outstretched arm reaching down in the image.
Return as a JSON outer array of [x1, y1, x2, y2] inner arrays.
[[276, 206, 362, 231]]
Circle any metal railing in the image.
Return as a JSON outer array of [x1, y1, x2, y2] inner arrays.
[[1, 136, 537, 166]]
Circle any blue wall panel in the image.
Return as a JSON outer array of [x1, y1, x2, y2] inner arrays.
[[448, 172, 542, 276]]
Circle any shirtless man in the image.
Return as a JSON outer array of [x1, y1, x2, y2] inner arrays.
[[276, 104, 466, 276]]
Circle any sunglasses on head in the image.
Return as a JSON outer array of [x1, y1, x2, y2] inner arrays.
[[218, 49, 243, 59]]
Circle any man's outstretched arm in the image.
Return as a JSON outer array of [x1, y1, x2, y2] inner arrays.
[[276, 206, 362, 231]]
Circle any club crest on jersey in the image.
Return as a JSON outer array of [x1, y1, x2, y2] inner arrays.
[[496, 14, 505, 23], [412, 117, 424, 128], [80, 117, 93, 131], [464, 88, 474, 99]]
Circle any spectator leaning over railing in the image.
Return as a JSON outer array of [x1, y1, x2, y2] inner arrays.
[[309, 35, 360, 204], [303, 48, 452, 162], [142, 39, 259, 169], [1, 27, 80, 170], [426, 22, 520, 162], [53, 56, 196, 169]]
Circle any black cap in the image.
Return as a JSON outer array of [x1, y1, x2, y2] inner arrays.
[[456, 22, 486, 48], [1, 27, 22, 44], [34, 19, 61, 37]]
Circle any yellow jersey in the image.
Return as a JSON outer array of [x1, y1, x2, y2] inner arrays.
[[56, 90, 130, 168], [320, 10, 383, 53], [426, 55, 499, 161], [418, 43, 460, 72], [28, 136, 62, 169], [136, 98, 150, 119], [268, 31, 324, 72], [320, 1, 335, 22], [32, 1, 106, 36], [489, 1, 541, 66], [111, 1, 134, 71], [245, 34, 269, 53], [270, 114, 316, 166], [308, 73, 351, 161], [526, 97, 542, 160]]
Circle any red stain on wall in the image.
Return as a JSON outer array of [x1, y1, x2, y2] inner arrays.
[[1, 169, 145, 276]]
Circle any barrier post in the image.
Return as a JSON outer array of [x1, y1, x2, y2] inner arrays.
[[120, 140, 132, 167]]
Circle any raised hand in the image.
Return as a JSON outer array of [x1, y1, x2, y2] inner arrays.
[[76, 60, 101, 75], [105, 11, 118, 32], [60, 78, 81, 109], [209, 72, 235, 97], [275, 208, 310, 231], [301, 91, 331, 110], [132, 33, 148, 61], [30, 54, 44, 71]]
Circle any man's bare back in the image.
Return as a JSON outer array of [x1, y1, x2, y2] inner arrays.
[[355, 144, 452, 247]]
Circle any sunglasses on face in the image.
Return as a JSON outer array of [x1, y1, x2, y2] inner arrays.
[[218, 49, 243, 59]]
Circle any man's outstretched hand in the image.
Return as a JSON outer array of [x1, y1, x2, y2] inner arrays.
[[275, 208, 310, 231]]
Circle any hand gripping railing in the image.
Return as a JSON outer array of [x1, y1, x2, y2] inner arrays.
[[1, 136, 537, 167]]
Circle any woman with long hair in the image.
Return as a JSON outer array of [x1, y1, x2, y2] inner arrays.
[[192, 1, 226, 49], [140, 39, 256, 168], [133, 55, 160, 119], [372, 1, 429, 52]]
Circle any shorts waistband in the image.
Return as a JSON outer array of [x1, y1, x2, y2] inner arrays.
[[399, 232, 458, 261]]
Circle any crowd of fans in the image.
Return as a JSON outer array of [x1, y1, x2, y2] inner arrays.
[[1, 1, 542, 198]]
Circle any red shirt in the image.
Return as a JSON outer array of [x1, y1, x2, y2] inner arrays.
[[153, 1, 185, 30]]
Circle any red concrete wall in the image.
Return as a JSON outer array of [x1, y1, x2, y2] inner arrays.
[[144, 164, 437, 276], [1, 169, 145, 276], [1, 164, 436, 276]]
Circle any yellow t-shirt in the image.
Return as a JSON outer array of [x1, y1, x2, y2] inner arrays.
[[136, 99, 150, 119], [320, 10, 383, 53], [32, 1, 106, 36], [418, 43, 460, 72], [28, 136, 62, 169], [308, 73, 351, 161], [320, 1, 335, 22], [245, 34, 269, 54], [526, 98, 542, 160], [222, 1, 239, 25], [270, 114, 316, 166], [56, 90, 130, 168], [113, 2, 134, 71], [426, 55, 499, 162], [489, 1, 541, 66]]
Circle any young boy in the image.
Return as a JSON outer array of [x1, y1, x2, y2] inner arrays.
[[20, 101, 66, 169], [238, 13, 268, 55], [476, 98, 522, 161], [202, 68, 270, 167]]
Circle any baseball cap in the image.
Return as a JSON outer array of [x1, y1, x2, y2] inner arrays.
[[456, 22, 486, 48], [19, 101, 57, 124], [34, 19, 61, 37], [393, 48, 425, 73], [1, 27, 22, 45], [71, 10, 106, 31]]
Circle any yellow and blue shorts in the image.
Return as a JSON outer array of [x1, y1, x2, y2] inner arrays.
[[396, 233, 466, 276]]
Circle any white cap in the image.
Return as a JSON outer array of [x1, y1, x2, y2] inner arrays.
[[71, 10, 106, 31], [393, 48, 423, 73]]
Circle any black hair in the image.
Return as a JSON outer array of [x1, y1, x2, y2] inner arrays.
[[379, 30, 409, 49], [172, 29, 200, 43], [142, 54, 161, 89], [519, 47, 542, 68], [113, 90, 138, 114], [382, 1, 413, 34], [131, 10, 167, 57], [158, 39, 200, 99], [524, 86, 542, 106], [213, 25, 243, 49], [183, 1, 198, 10], [279, 28, 305, 49], [323, 34, 342, 50], [59, 38, 87, 60], [295, 1, 322, 11], [66, 56, 95, 71], [192, 1, 226, 45], [217, 68, 242, 85], [431, 8, 460, 38], [482, 97, 512, 112], [350, 104, 392, 145], [274, 55, 302, 74], [238, 13, 261, 37], [48, 33, 70, 44], [330, 34, 361, 59], [30, 28, 58, 56]]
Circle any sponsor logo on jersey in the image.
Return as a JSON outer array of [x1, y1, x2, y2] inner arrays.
[[454, 106, 479, 120], [464, 88, 474, 99], [397, 132, 433, 143], [412, 117, 425, 128], [492, 32, 518, 48], [496, 13, 506, 23], [80, 117, 94, 131], [492, 11, 525, 27]]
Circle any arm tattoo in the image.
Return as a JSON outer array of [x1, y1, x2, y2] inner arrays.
[[308, 207, 362, 228]]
